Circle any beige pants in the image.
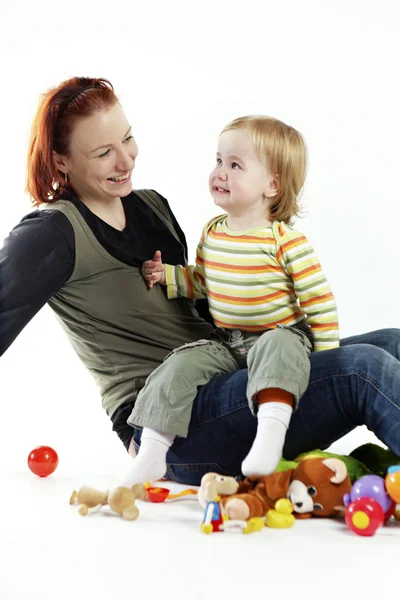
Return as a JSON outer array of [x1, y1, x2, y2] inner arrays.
[[127, 325, 312, 437]]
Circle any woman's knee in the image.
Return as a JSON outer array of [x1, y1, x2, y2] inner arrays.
[[309, 343, 393, 381]]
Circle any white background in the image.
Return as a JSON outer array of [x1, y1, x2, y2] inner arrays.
[[0, 1, 399, 598]]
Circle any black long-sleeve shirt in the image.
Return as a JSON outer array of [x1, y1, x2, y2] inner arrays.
[[0, 191, 190, 356]]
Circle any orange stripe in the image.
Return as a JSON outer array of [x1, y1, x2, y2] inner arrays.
[[312, 322, 338, 330], [292, 264, 321, 281], [209, 230, 275, 244], [301, 292, 334, 307], [280, 235, 307, 253]]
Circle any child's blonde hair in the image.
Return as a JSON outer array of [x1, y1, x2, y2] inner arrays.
[[221, 115, 307, 224]]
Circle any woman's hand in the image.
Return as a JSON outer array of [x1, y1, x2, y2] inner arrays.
[[142, 250, 166, 288]]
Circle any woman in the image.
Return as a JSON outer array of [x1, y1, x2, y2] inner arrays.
[[1, 76, 399, 486]]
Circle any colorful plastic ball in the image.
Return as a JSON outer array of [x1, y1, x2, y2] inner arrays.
[[345, 497, 384, 537], [343, 475, 393, 513], [385, 470, 400, 503], [27, 446, 58, 477]]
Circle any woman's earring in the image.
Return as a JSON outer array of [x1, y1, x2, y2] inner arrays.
[[64, 172, 68, 184]]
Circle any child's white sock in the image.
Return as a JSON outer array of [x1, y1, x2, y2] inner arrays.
[[118, 428, 175, 487], [241, 402, 292, 477]]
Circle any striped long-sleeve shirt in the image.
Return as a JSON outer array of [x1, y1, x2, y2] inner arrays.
[[164, 215, 339, 351]]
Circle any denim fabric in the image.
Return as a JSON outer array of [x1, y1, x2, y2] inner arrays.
[[132, 328, 400, 486]]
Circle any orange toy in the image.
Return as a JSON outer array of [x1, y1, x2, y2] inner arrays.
[[144, 483, 198, 503], [385, 468, 400, 503]]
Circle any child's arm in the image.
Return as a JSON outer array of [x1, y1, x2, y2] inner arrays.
[[277, 230, 339, 351], [141, 229, 208, 299], [164, 235, 208, 300]]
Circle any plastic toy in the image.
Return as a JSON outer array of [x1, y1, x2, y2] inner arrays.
[[343, 468, 400, 536], [69, 484, 146, 521], [198, 472, 240, 534], [343, 474, 394, 517], [27, 446, 58, 477], [265, 498, 295, 528], [345, 497, 384, 536], [145, 485, 198, 503], [201, 497, 225, 534], [220, 517, 265, 534], [146, 486, 170, 503], [385, 466, 400, 503]]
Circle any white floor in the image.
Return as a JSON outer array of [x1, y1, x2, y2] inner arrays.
[[2, 426, 399, 600]]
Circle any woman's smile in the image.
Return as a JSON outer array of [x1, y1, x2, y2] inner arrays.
[[107, 172, 131, 184]]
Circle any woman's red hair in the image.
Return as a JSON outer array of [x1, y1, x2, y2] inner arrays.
[[26, 77, 118, 206]]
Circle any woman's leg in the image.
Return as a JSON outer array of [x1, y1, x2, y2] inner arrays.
[[156, 336, 400, 485], [283, 342, 400, 459], [340, 328, 400, 359]]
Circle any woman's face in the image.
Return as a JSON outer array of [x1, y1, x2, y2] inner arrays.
[[55, 102, 138, 203]]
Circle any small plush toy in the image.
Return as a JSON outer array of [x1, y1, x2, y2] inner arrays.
[[70, 484, 146, 520], [220, 457, 352, 521]]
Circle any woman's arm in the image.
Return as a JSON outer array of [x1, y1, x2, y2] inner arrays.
[[0, 210, 75, 356]]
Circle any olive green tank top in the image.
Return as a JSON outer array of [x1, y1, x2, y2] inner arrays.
[[42, 190, 213, 417]]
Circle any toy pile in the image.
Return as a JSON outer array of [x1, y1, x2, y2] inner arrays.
[[69, 443, 400, 537]]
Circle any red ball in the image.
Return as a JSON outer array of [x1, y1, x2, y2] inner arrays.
[[27, 446, 59, 477], [345, 497, 384, 536]]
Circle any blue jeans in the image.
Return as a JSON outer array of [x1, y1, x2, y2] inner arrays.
[[133, 328, 400, 485]]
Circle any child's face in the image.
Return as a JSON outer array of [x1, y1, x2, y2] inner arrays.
[[209, 129, 277, 219]]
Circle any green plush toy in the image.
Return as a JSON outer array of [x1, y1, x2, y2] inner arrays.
[[349, 443, 400, 478], [277, 443, 400, 482]]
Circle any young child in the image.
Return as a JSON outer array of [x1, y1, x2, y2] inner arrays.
[[120, 115, 339, 487]]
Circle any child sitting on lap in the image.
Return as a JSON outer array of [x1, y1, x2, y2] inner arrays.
[[121, 115, 339, 487]]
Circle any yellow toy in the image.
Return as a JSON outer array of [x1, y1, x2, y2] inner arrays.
[[265, 498, 295, 529]]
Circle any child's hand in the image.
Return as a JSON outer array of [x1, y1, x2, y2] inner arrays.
[[142, 250, 166, 288]]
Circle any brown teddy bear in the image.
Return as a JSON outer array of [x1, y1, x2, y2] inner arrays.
[[221, 458, 351, 521]]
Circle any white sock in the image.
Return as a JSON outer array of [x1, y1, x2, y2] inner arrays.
[[241, 402, 293, 478], [118, 428, 175, 488]]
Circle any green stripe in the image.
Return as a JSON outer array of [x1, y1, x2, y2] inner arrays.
[[209, 303, 297, 318], [295, 276, 328, 293], [205, 274, 290, 287], [285, 248, 314, 261]]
